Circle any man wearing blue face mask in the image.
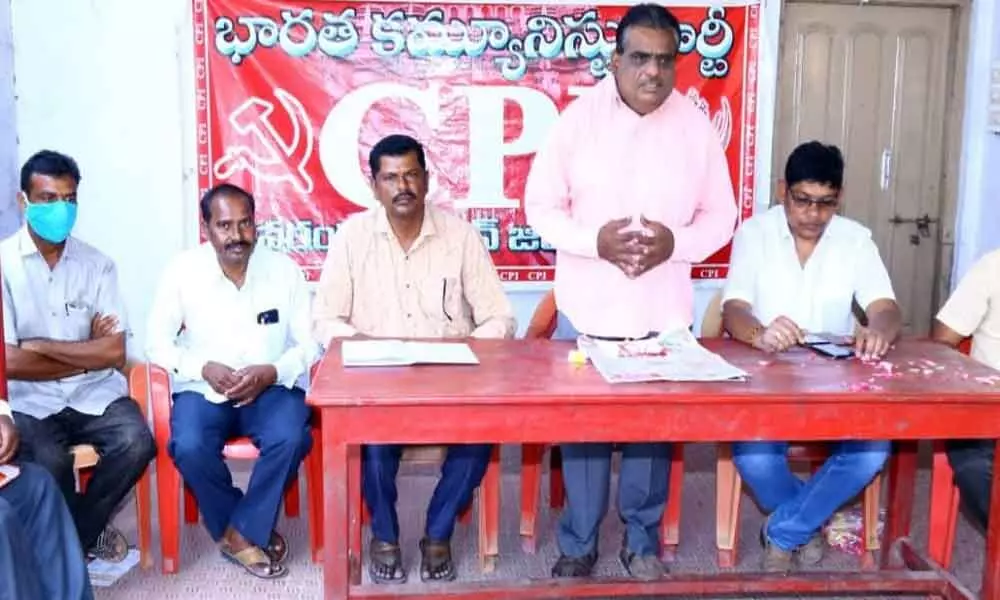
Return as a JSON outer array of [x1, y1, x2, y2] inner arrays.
[[0, 150, 156, 563]]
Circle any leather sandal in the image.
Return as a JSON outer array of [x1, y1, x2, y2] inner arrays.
[[369, 539, 407, 584], [419, 537, 457, 582], [220, 543, 288, 579]]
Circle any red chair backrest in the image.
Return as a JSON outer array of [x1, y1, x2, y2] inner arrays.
[[525, 289, 558, 339]]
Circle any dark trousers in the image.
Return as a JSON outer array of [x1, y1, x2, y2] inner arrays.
[[0, 462, 94, 600], [14, 397, 156, 550], [167, 386, 312, 548], [557, 442, 671, 558], [363, 444, 492, 543], [946, 439, 994, 529]]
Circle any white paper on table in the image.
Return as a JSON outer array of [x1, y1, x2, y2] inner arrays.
[[342, 340, 480, 367], [578, 328, 749, 384]]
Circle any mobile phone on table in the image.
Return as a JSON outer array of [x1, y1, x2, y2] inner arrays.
[[809, 342, 854, 360], [0, 464, 21, 488]]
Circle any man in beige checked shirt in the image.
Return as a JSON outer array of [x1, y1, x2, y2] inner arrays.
[[313, 134, 515, 585]]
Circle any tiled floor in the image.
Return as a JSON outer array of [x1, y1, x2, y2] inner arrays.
[[95, 444, 986, 599]]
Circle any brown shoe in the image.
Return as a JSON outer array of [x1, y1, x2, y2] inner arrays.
[[760, 522, 793, 573], [797, 533, 825, 566]]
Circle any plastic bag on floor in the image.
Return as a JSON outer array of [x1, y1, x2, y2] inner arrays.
[[824, 506, 886, 555]]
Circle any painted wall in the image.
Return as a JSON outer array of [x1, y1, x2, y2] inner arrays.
[[3, 0, 991, 360], [951, 0, 1000, 283], [0, 0, 17, 237]]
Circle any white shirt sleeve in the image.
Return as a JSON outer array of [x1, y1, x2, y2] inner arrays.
[[936, 253, 995, 336], [145, 260, 208, 381], [271, 263, 320, 388], [722, 222, 761, 306], [852, 235, 897, 310], [0, 400, 10, 418]]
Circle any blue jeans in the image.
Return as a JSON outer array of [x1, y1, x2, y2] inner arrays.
[[0, 463, 93, 600], [732, 440, 890, 551], [168, 386, 312, 548], [553, 312, 671, 558], [363, 444, 493, 543]]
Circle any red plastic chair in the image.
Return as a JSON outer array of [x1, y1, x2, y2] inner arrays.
[[927, 337, 972, 568], [135, 363, 324, 574], [519, 289, 686, 560]]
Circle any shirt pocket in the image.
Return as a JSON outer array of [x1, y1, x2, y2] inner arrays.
[[417, 274, 467, 337], [63, 299, 94, 341], [251, 305, 289, 359]]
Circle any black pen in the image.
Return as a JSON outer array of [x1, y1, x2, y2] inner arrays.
[[442, 279, 452, 321]]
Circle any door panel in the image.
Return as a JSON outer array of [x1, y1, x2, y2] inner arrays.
[[774, 2, 953, 334]]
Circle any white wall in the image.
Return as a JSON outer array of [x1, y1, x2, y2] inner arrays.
[[10, 0, 193, 360], [0, 0, 17, 236], [9, 0, 993, 357], [952, 0, 1000, 283]]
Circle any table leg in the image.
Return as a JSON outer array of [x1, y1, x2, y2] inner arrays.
[[348, 444, 362, 585], [322, 415, 349, 600], [881, 441, 917, 570], [981, 439, 1000, 599]]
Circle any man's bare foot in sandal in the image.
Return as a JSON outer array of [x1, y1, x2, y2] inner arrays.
[[369, 539, 407, 584], [219, 527, 288, 579], [419, 537, 457, 582]]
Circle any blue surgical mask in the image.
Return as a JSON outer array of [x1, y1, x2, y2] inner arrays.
[[24, 199, 78, 244]]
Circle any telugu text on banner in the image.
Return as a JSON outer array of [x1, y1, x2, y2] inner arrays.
[[194, 0, 760, 282]]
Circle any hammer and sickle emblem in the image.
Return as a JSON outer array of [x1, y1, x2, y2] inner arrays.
[[214, 88, 315, 193]]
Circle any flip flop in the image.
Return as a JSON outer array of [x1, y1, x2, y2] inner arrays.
[[419, 537, 456, 583], [220, 543, 288, 579], [369, 539, 407, 584]]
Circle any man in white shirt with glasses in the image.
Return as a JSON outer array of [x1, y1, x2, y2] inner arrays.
[[721, 141, 902, 572]]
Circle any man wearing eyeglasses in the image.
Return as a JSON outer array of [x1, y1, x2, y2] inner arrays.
[[721, 141, 901, 572], [523, 3, 737, 581]]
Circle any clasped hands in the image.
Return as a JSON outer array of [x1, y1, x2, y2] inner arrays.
[[753, 316, 892, 361], [597, 216, 675, 279], [202, 362, 278, 407]]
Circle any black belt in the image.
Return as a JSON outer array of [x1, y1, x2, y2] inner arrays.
[[585, 331, 658, 342]]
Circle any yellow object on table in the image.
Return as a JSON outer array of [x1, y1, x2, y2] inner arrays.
[[567, 349, 587, 364]]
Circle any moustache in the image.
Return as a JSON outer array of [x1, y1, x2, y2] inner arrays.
[[393, 193, 416, 203], [225, 241, 250, 251]]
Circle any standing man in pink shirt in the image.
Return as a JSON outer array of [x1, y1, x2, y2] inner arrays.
[[524, 3, 737, 580]]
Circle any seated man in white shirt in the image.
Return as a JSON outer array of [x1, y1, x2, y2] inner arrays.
[[721, 141, 902, 572], [312, 134, 516, 584], [932, 249, 1000, 530], [146, 183, 318, 579], [2, 150, 155, 562], [0, 399, 93, 600]]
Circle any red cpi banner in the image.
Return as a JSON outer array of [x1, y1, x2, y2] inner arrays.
[[194, 0, 760, 282]]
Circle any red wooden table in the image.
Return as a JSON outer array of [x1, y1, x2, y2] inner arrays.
[[308, 339, 1000, 600]]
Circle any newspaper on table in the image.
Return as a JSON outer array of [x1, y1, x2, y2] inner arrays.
[[578, 329, 749, 384]]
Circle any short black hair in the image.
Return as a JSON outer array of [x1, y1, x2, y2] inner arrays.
[[200, 183, 255, 222], [368, 134, 426, 178], [784, 141, 845, 191], [20, 150, 81, 194], [615, 4, 682, 54]]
